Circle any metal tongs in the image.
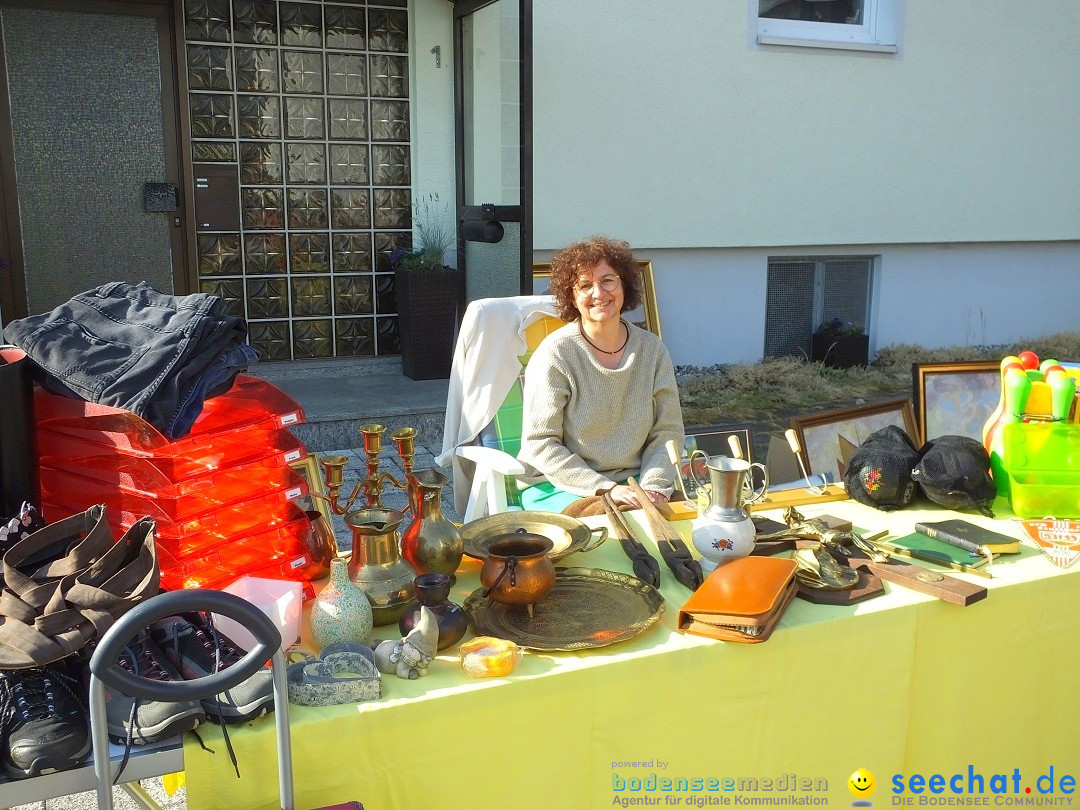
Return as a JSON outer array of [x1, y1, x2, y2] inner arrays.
[[601, 491, 661, 588], [626, 478, 705, 591]]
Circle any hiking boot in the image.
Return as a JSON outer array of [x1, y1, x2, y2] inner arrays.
[[104, 630, 205, 745], [0, 660, 90, 779], [149, 612, 274, 724]]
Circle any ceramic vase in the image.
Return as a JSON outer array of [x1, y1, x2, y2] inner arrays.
[[689, 454, 767, 572], [310, 558, 373, 648], [399, 572, 468, 651], [400, 469, 463, 580], [346, 507, 416, 626]]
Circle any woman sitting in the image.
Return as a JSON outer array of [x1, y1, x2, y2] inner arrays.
[[519, 236, 684, 511]]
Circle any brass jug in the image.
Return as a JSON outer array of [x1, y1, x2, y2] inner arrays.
[[345, 508, 416, 626], [400, 469, 463, 580]]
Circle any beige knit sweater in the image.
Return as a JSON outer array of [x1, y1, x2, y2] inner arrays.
[[519, 320, 684, 497]]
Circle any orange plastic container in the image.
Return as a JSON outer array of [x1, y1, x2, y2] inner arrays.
[[40, 447, 304, 500], [156, 514, 317, 594], [36, 426, 306, 482], [33, 375, 303, 454], [44, 486, 302, 546], [153, 502, 310, 567], [39, 463, 307, 523]]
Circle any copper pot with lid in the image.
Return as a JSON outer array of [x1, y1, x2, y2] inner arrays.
[[479, 529, 556, 617]]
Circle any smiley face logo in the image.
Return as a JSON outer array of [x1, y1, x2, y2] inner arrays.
[[848, 768, 876, 798]]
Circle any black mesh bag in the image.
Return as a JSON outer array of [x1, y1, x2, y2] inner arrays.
[[912, 435, 996, 517], [842, 425, 921, 511]]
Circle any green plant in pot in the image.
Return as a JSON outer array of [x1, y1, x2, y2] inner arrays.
[[392, 195, 463, 380], [812, 318, 869, 368]]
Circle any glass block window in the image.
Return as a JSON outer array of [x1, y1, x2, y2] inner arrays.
[[185, 0, 410, 360], [763, 256, 874, 359]]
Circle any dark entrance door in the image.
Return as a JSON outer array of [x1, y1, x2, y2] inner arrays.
[[0, 0, 187, 323]]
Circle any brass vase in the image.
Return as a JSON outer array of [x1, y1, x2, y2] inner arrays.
[[345, 508, 416, 626], [298, 510, 338, 580], [400, 469, 463, 580]]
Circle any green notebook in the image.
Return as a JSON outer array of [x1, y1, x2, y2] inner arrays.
[[914, 519, 1021, 555], [886, 532, 993, 572]]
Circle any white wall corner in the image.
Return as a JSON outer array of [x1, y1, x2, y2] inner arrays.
[[410, 0, 457, 266]]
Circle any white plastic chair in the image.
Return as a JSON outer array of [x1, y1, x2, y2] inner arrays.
[[437, 295, 563, 522]]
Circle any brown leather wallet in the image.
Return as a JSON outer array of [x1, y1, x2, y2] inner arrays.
[[677, 556, 798, 643]]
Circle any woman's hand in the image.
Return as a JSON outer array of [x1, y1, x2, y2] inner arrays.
[[606, 484, 668, 509]]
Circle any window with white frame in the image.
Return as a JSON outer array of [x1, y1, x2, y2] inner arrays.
[[757, 0, 897, 52]]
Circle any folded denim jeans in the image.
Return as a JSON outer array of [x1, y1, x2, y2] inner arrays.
[[3, 282, 256, 439]]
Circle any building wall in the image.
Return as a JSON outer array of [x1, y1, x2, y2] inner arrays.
[[531, 0, 1080, 249], [536, 241, 1080, 367], [410, 0, 456, 265], [529, 0, 1080, 363]]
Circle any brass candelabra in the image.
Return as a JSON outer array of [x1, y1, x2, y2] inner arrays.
[[319, 424, 418, 513]]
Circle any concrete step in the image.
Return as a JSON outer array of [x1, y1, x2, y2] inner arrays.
[[250, 358, 449, 452]]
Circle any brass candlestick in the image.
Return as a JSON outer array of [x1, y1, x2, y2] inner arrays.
[[391, 427, 417, 477], [316, 424, 415, 513]]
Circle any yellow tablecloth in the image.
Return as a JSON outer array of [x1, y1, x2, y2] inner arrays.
[[184, 498, 1080, 809]]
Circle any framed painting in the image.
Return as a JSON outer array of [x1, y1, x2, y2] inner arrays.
[[912, 361, 1000, 446], [532, 260, 661, 337], [685, 423, 761, 489], [790, 398, 918, 481], [686, 424, 754, 463], [290, 454, 332, 525]]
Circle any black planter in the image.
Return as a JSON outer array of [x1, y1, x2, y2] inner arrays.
[[811, 333, 869, 369], [395, 268, 464, 380]]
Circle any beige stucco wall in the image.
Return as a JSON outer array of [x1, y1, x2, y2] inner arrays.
[[409, 0, 457, 266], [532, 0, 1080, 250]]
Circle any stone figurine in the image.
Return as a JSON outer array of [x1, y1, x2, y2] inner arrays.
[[374, 606, 438, 679]]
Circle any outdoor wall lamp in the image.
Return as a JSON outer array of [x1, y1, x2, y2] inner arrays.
[[460, 203, 505, 243]]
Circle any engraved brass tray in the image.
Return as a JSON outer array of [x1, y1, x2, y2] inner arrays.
[[461, 511, 607, 561], [462, 567, 665, 651]]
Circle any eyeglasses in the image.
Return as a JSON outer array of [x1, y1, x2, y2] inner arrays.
[[574, 276, 621, 295]]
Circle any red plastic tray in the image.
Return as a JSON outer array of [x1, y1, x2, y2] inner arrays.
[[157, 515, 318, 595], [34, 375, 304, 455], [39, 448, 304, 500], [40, 464, 307, 523], [37, 426, 306, 480], [44, 487, 305, 547]]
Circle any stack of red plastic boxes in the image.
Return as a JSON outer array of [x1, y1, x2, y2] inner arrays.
[[35, 375, 317, 597]]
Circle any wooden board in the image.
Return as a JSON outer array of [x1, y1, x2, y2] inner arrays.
[[748, 484, 849, 513], [656, 499, 698, 521], [797, 569, 885, 605], [839, 551, 988, 607], [752, 539, 797, 556]]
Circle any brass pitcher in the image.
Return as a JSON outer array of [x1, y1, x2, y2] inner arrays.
[[345, 508, 416, 626], [400, 469, 463, 580]]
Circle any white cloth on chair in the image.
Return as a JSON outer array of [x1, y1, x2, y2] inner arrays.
[[437, 295, 559, 515]]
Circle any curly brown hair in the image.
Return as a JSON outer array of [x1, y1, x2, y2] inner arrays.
[[547, 236, 642, 322]]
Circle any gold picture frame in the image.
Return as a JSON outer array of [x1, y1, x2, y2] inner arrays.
[[290, 454, 333, 526], [912, 361, 1001, 446], [532, 260, 662, 337], [790, 397, 918, 481]]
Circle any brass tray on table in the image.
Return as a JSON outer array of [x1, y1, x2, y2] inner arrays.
[[461, 511, 607, 562], [462, 567, 665, 651]]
